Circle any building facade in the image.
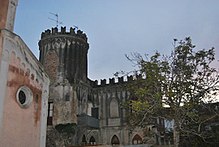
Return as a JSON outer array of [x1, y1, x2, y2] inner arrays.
[[0, 1, 161, 146], [39, 27, 160, 147], [0, 0, 50, 147]]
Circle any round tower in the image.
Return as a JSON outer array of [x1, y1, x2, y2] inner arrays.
[[38, 26, 89, 84]]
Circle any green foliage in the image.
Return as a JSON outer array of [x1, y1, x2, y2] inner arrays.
[[55, 123, 76, 135], [124, 37, 219, 145], [130, 100, 149, 111]]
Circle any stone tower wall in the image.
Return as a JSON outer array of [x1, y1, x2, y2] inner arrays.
[[39, 27, 90, 146], [91, 77, 131, 145], [38, 27, 89, 84]]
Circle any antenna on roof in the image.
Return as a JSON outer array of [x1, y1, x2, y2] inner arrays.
[[48, 12, 63, 27], [73, 25, 78, 30]]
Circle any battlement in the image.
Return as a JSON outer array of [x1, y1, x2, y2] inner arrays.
[[91, 74, 143, 87], [40, 26, 88, 42]]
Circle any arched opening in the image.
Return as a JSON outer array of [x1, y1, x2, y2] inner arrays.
[[132, 134, 143, 144], [89, 136, 96, 145], [111, 135, 120, 145], [82, 135, 87, 145], [110, 98, 119, 117], [87, 101, 93, 116], [47, 102, 53, 125]]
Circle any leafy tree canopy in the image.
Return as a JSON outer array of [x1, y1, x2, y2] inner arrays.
[[121, 37, 219, 146]]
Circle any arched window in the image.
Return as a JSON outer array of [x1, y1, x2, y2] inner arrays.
[[82, 135, 87, 145], [89, 136, 96, 145], [111, 135, 120, 145], [132, 134, 143, 144], [87, 101, 93, 116], [110, 99, 119, 117], [47, 102, 53, 125]]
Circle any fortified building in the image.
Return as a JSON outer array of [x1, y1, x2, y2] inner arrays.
[[0, 0, 164, 146], [39, 27, 161, 146], [0, 0, 49, 147]]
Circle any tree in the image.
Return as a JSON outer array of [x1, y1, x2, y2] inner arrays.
[[122, 37, 219, 147]]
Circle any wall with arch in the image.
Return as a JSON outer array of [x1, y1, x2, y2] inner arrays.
[[132, 134, 143, 144], [0, 29, 49, 147], [110, 98, 119, 118], [78, 130, 99, 145]]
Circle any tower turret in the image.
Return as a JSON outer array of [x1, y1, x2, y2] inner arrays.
[[38, 27, 89, 129], [38, 26, 89, 84]]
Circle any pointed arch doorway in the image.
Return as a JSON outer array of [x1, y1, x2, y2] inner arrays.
[[111, 135, 120, 145]]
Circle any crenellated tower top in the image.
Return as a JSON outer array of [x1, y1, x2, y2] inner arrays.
[[40, 26, 88, 43], [39, 26, 89, 84], [91, 74, 143, 87]]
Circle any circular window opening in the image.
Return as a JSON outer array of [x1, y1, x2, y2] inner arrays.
[[16, 86, 33, 108], [18, 90, 26, 104]]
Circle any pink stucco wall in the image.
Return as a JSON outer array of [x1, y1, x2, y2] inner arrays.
[[1, 52, 43, 147], [0, 0, 9, 61]]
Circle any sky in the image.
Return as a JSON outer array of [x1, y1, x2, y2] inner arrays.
[[14, 0, 219, 81]]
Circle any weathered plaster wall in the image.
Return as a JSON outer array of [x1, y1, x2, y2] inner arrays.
[[5, 0, 18, 31], [0, 0, 9, 59], [0, 29, 49, 147], [0, 0, 19, 142], [0, 34, 10, 140], [0, 0, 10, 30], [51, 82, 78, 125], [0, 0, 18, 56]]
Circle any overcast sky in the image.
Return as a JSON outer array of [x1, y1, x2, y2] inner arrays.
[[14, 0, 219, 81]]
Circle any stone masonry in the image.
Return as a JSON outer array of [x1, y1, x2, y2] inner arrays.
[[39, 27, 160, 147]]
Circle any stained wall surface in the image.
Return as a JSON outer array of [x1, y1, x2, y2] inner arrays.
[[0, 29, 49, 147], [0, 0, 18, 129]]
